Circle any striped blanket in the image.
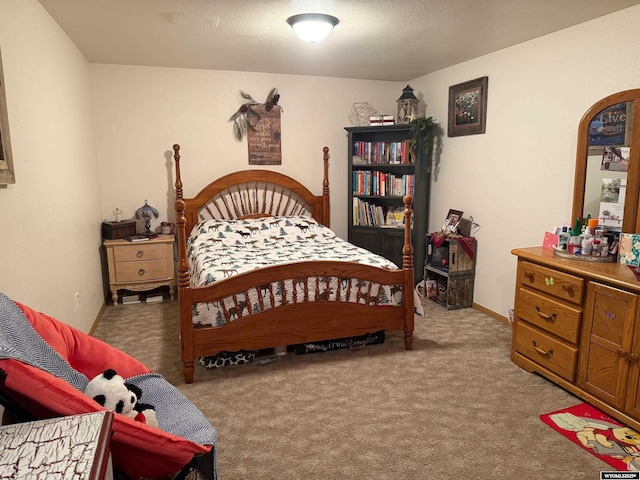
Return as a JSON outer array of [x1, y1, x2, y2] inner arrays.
[[0, 291, 88, 390]]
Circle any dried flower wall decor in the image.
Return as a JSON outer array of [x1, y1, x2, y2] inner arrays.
[[229, 88, 283, 165]]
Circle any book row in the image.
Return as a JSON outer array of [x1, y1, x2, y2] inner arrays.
[[352, 198, 407, 228], [352, 140, 412, 165], [352, 170, 414, 197]]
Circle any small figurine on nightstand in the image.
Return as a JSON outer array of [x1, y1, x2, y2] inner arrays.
[[135, 200, 159, 236], [112, 207, 123, 223]]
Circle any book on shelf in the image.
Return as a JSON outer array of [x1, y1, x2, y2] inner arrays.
[[381, 208, 406, 228], [352, 140, 412, 165], [121, 294, 140, 304], [353, 199, 408, 228], [352, 171, 414, 197], [369, 115, 394, 127], [126, 235, 151, 242], [145, 294, 164, 303]]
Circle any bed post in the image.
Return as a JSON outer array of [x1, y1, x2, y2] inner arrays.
[[402, 195, 415, 350], [322, 146, 330, 227], [173, 144, 195, 383]]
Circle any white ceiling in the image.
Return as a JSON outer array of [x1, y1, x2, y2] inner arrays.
[[37, 0, 640, 81]]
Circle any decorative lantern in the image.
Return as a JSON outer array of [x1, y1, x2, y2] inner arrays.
[[135, 200, 159, 236], [396, 85, 420, 124]]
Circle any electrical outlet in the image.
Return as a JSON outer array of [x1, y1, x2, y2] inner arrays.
[[75, 292, 80, 310]]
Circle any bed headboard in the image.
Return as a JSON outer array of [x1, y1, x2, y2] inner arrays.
[[173, 144, 331, 237]]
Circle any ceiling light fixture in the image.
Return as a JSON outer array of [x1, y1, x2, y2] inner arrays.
[[287, 13, 339, 43]]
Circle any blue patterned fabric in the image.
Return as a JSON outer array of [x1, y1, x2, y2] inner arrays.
[[0, 291, 88, 391]]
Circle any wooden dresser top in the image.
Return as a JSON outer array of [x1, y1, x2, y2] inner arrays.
[[512, 246, 640, 295]]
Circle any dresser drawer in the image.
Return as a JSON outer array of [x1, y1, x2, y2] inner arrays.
[[517, 287, 582, 344], [114, 259, 169, 282], [517, 261, 584, 305], [514, 321, 578, 382], [113, 243, 167, 262]]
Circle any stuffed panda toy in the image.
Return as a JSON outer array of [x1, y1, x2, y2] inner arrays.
[[84, 368, 158, 428]]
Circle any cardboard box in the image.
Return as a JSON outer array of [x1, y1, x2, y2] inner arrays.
[[102, 220, 136, 240]]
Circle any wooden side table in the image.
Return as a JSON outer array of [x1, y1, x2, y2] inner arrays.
[[104, 234, 176, 305], [0, 411, 114, 479], [424, 236, 476, 309]]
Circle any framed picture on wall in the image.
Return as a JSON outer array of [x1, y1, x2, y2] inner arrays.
[[0, 45, 15, 185], [447, 76, 488, 137]]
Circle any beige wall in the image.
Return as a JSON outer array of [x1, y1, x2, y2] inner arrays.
[[91, 66, 400, 240], [409, 5, 640, 318], [2, 0, 640, 330], [0, 0, 103, 331]]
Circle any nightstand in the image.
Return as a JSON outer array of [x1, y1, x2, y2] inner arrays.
[[104, 234, 176, 305]]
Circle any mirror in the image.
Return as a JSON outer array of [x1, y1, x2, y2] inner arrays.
[[572, 89, 640, 234]]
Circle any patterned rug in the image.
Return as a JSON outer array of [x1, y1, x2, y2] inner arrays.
[[541, 403, 640, 471]]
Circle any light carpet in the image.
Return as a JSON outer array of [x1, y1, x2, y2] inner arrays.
[[94, 297, 606, 479]]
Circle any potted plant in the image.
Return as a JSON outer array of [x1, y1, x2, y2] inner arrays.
[[409, 116, 441, 173]]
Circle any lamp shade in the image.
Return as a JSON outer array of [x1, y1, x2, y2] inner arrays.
[[287, 13, 339, 43], [135, 200, 159, 236]]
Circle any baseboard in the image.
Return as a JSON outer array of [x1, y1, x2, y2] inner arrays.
[[88, 302, 107, 336], [473, 303, 509, 326]]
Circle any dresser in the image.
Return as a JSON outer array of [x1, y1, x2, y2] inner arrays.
[[0, 411, 114, 479], [511, 246, 640, 431], [104, 234, 175, 305]]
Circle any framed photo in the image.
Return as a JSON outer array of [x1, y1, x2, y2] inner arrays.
[[600, 146, 629, 172], [442, 209, 463, 234], [0, 45, 15, 185], [448, 76, 488, 137], [587, 101, 633, 156]]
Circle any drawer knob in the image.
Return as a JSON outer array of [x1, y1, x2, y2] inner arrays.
[[138, 268, 145, 277], [531, 340, 553, 358], [630, 353, 640, 363], [535, 305, 556, 322], [562, 283, 571, 292], [605, 310, 616, 321], [524, 270, 533, 279], [617, 349, 628, 358], [136, 250, 144, 258]]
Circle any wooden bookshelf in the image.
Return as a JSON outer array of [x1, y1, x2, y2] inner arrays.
[[346, 124, 431, 282]]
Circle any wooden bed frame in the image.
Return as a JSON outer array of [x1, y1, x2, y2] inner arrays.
[[173, 144, 414, 383]]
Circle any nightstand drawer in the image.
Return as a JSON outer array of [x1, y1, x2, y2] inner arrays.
[[115, 259, 168, 282], [113, 243, 167, 262], [514, 321, 578, 382], [517, 287, 582, 344], [517, 261, 584, 305]]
